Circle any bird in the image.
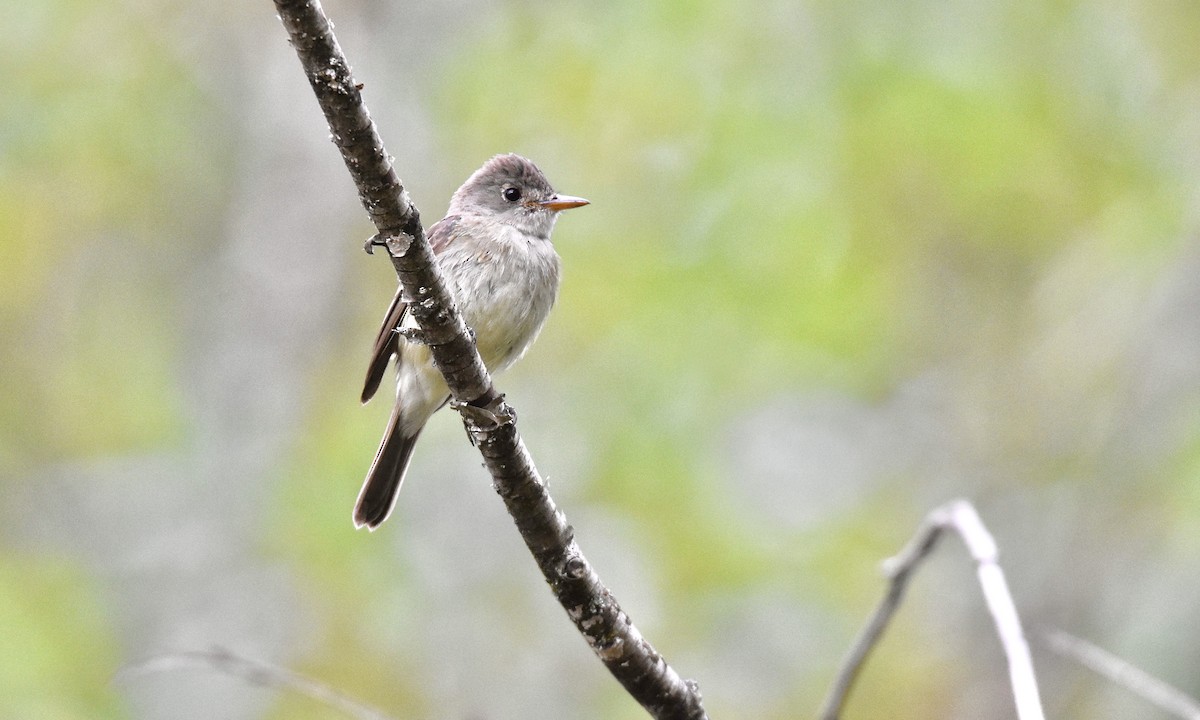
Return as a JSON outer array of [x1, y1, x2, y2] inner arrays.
[[354, 154, 588, 529]]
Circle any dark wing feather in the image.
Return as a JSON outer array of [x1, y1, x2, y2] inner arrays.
[[359, 216, 462, 404], [360, 287, 407, 404]]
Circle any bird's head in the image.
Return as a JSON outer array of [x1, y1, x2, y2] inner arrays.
[[450, 154, 588, 239]]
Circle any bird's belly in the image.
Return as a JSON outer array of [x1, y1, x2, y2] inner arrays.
[[467, 280, 555, 372], [453, 251, 559, 375]]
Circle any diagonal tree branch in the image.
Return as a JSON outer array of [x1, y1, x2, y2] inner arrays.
[[271, 2, 707, 718]]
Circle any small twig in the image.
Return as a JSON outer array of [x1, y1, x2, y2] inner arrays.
[[118, 646, 394, 720], [816, 511, 942, 719], [1045, 629, 1200, 720], [819, 499, 1045, 720]]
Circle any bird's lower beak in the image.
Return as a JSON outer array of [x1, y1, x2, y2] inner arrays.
[[540, 194, 590, 212]]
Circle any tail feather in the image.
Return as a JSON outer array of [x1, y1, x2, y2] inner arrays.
[[354, 410, 421, 530]]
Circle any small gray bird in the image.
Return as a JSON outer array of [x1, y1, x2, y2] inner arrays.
[[355, 154, 588, 529]]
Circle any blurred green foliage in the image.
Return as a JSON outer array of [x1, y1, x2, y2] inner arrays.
[[1, 1, 220, 470], [0, 556, 125, 719], [4, 0, 1200, 718]]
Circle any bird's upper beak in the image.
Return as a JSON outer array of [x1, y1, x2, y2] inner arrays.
[[539, 194, 590, 212]]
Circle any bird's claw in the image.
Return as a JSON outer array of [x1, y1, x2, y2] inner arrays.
[[393, 326, 430, 345], [363, 233, 387, 254], [451, 396, 514, 443], [364, 231, 415, 256]]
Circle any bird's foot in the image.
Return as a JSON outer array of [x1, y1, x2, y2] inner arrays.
[[363, 233, 387, 254], [394, 326, 430, 345], [452, 395, 515, 444], [363, 231, 416, 256]]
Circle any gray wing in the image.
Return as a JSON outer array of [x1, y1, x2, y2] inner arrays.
[[360, 217, 461, 404]]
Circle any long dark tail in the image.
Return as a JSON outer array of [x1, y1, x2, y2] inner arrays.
[[354, 410, 421, 530]]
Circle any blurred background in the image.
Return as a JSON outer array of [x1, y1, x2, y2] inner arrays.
[[4, 0, 1200, 718]]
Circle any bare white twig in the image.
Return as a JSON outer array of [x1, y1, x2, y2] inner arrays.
[[1045, 628, 1200, 720], [819, 499, 1045, 720], [117, 646, 394, 720], [948, 502, 1044, 720]]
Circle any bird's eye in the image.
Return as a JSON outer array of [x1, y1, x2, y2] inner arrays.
[[502, 187, 522, 202]]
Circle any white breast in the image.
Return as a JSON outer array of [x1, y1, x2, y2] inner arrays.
[[439, 223, 562, 375]]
